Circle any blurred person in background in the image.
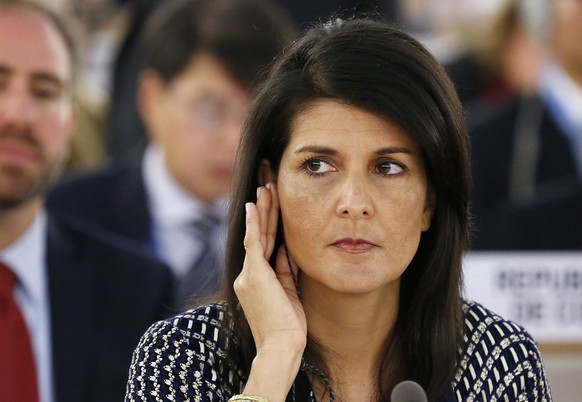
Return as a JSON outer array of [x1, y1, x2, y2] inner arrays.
[[465, 0, 545, 116], [469, 0, 582, 250], [104, 0, 397, 160], [0, 1, 173, 401], [398, 0, 509, 106], [47, 0, 296, 307]]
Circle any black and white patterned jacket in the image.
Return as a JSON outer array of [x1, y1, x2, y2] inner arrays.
[[125, 301, 552, 402]]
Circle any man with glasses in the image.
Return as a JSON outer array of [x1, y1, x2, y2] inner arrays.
[[47, 0, 296, 307]]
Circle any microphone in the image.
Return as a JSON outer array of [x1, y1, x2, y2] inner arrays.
[[390, 381, 428, 402]]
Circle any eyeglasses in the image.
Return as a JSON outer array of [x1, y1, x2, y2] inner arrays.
[[168, 90, 249, 136]]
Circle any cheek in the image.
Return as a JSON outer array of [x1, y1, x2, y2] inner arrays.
[[166, 137, 209, 184], [163, 114, 207, 165], [41, 108, 73, 157], [152, 103, 190, 148], [278, 177, 329, 254], [379, 185, 430, 235], [280, 190, 322, 235]]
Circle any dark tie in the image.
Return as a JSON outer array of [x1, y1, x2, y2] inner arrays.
[[0, 262, 39, 402], [176, 214, 223, 308]]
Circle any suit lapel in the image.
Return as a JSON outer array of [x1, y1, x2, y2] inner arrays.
[[111, 154, 152, 246], [46, 216, 94, 402]]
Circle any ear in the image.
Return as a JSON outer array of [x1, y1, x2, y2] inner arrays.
[[258, 158, 276, 185], [137, 70, 164, 141], [421, 189, 436, 232]]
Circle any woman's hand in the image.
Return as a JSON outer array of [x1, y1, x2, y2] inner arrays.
[[233, 183, 307, 402]]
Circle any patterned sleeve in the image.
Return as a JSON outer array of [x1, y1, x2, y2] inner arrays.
[[454, 302, 553, 402], [125, 304, 241, 402]]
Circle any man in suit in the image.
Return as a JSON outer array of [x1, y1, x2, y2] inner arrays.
[[470, 0, 582, 249], [0, 1, 174, 401], [47, 0, 296, 305]]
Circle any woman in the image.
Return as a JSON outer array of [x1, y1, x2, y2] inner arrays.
[[125, 17, 552, 402]]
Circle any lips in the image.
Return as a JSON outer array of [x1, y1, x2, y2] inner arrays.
[[330, 238, 377, 253], [0, 138, 41, 163]]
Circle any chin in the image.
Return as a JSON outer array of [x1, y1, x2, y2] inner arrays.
[[333, 283, 389, 295], [319, 273, 398, 296]]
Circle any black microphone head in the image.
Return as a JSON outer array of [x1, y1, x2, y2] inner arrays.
[[390, 380, 428, 402]]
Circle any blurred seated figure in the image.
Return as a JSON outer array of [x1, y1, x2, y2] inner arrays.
[[0, 1, 173, 401], [398, 0, 511, 107], [465, 0, 544, 116], [47, 0, 296, 306], [470, 0, 582, 250]]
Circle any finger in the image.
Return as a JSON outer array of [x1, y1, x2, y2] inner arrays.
[[264, 182, 279, 259], [243, 202, 268, 272], [274, 245, 300, 299], [255, 186, 271, 255]]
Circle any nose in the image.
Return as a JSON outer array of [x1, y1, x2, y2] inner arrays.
[[335, 173, 374, 219]]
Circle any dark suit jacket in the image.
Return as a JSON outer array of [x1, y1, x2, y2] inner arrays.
[[47, 153, 152, 249], [476, 183, 582, 250], [46, 213, 174, 402], [469, 95, 578, 249]]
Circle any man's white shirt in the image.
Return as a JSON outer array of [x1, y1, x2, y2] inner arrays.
[[1, 211, 54, 402], [142, 143, 228, 279]]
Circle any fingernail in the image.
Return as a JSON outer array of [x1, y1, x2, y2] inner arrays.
[[245, 202, 251, 213], [256, 186, 261, 199], [265, 182, 271, 190]]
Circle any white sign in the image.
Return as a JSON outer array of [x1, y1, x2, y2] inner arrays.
[[463, 252, 582, 343]]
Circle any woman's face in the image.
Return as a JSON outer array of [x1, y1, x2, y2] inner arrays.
[[275, 100, 433, 296]]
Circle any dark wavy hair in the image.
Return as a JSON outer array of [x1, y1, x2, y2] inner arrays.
[[222, 17, 471, 401]]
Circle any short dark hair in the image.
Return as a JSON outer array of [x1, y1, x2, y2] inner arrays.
[[223, 17, 471, 401], [141, 0, 297, 89], [0, 0, 78, 81]]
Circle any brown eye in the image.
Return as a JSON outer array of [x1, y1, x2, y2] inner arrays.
[[307, 160, 325, 172], [303, 158, 335, 177], [31, 84, 62, 101], [376, 161, 404, 176]]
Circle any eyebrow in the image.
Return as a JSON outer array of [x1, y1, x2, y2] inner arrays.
[[30, 72, 67, 89], [294, 145, 412, 155], [0, 65, 68, 88], [374, 147, 412, 155], [294, 145, 337, 155]]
